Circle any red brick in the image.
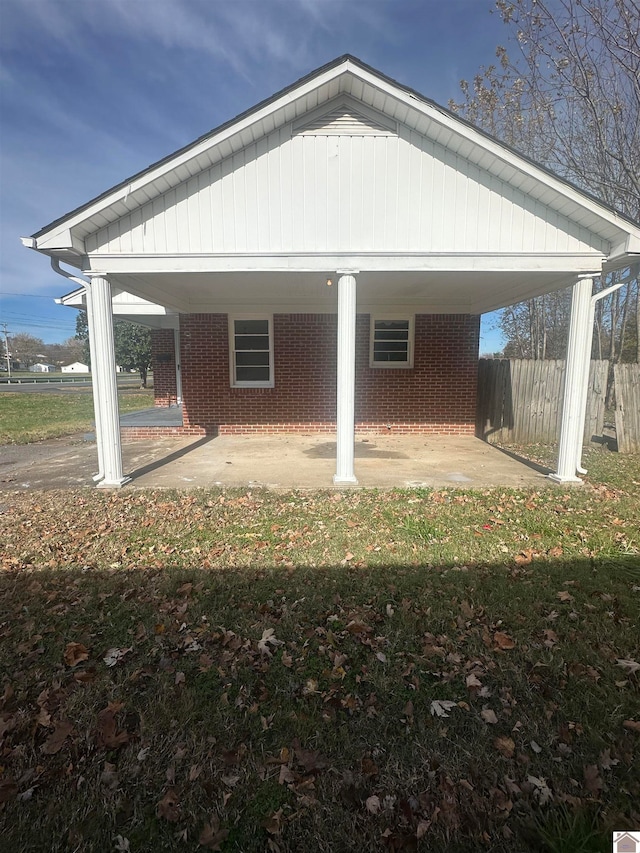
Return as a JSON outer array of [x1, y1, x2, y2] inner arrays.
[[140, 312, 480, 437]]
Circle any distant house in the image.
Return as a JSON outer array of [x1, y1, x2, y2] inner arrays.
[[29, 363, 57, 373], [61, 362, 89, 373]]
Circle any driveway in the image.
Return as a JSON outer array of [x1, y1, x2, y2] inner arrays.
[[0, 432, 553, 491]]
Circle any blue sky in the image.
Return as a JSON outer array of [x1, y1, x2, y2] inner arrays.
[[1, 0, 510, 352]]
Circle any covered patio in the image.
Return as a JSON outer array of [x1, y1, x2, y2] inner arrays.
[[2, 432, 549, 492]]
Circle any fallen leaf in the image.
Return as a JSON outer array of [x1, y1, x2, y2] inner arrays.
[[258, 628, 284, 657], [262, 808, 283, 835], [41, 719, 74, 754], [63, 642, 89, 668], [156, 787, 181, 822], [430, 699, 457, 718], [616, 658, 640, 674], [556, 591, 574, 603], [527, 774, 553, 805], [481, 708, 498, 725], [416, 819, 431, 839], [103, 647, 132, 668], [494, 736, 515, 759], [623, 720, 640, 733], [366, 794, 381, 814], [96, 703, 129, 750], [515, 549, 534, 565], [294, 741, 329, 774], [278, 764, 296, 785], [199, 817, 229, 850], [466, 673, 483, 689], [583, 765, 603, 797], [493, 632, 516, 650]]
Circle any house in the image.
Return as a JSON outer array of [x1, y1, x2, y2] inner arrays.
[[29, 362, 57, 373], [615, 833, 639, 853], [22, 55, 640, 487], [57, 288, 180, 403], [61, 361, 89, 373]]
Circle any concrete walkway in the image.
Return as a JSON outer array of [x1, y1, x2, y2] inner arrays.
[[0, 432, 553, 491]]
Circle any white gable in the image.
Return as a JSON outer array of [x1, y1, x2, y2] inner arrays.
[[84, 110, 609, 258], [27, 55, 640, 305]]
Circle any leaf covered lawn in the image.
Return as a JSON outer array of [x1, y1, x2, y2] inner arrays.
[[1, 461, 639, 851]]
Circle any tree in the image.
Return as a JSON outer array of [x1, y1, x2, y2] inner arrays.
[[113, 322, 152, 387], [74, 311, 153, 384], [450, 0, 640, 363], [75, 312, 91, 367], [501, 289, 572, 359], [44, 337, 85, 367], [9, 333, 46, 368]]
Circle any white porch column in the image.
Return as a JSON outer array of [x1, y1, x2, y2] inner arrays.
[[84, 286, 104, 482], [88, 275, 129, 488], [550, 276, 593, 483], [334, 272, 358, 485], [174, 328, 182, 405]]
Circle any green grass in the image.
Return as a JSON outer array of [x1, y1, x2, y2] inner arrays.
[[0, 451, 639, 851], [0, 387, 154, 444]]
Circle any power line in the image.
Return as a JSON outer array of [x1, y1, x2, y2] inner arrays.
[[0, 293, 60, 298]]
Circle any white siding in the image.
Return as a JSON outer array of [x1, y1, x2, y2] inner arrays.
[[85, 123, 610, 257]]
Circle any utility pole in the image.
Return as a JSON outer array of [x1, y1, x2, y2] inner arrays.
[[1, 323, 11, 377]]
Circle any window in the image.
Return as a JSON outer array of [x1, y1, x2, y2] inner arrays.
[[370, 317, 414, 368], [229, 316, 274, 387]]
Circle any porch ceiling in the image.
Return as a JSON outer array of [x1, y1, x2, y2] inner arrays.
[[106, 266, 591, 316]]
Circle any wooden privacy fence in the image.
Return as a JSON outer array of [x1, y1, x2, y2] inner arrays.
[[476, 359, 609, 446], [614, 364, 640, 453]]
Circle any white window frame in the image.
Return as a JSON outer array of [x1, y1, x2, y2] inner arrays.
[[369, 315, 415, 369], [228, 315, 274, 388]]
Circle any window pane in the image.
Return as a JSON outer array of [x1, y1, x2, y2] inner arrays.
[[236, 351, 270, 367], [375, 320, 409, 332], [235, 319, 268, 335], [374, 341, 408, 354], [373, 349, 408, 362], [235, 334, 269, 350], [374, 329, 409, 341], [236, 366, 270, 382]]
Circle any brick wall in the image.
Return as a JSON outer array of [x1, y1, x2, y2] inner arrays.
[[151, 329, 178, 407], [178, 312, 479, 435]]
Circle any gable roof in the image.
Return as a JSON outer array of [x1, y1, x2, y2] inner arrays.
[[26, 54, 640, 271]]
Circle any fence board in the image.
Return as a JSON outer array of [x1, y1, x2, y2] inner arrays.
[[614, 363, 640, 453], [477, 359, 609, 446]]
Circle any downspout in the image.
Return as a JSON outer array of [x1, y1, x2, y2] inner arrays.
[[50, 258, 105, 483]]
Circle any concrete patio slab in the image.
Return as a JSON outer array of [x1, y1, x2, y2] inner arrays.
[[0, 432, 554, 491]]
